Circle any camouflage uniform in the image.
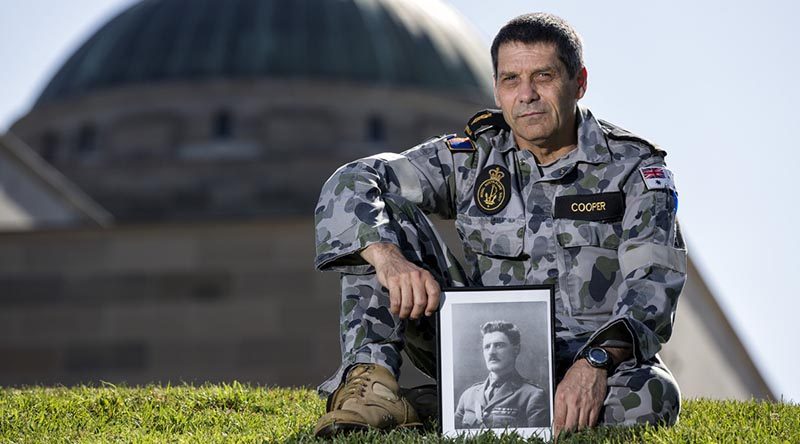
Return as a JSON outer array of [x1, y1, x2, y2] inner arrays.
[[314, 106, 686, 426]]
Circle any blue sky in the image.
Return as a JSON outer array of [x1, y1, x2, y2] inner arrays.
[[2, 0, 798, 402]]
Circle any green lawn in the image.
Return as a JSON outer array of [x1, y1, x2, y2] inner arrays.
[[0, 383, 797, 443]]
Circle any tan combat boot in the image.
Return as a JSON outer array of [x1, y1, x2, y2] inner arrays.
[[314, 364, 422, 437]]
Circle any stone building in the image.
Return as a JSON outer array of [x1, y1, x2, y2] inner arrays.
[[0, 0, 773, 399]]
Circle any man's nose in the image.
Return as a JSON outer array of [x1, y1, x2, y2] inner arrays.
[[519, 78, 540, 103]]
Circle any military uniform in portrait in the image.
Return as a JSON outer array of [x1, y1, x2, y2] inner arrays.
[[455, 371, 548, 429]]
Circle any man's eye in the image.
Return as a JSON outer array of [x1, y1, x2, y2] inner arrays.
[[536, 72, 553, 81]]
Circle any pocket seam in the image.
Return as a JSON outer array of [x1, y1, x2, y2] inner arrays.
[[456, 214, 525, 257], [555, 219, 620, 250]]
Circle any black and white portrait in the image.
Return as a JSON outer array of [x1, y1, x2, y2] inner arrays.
[[438, 287, 554, 439]]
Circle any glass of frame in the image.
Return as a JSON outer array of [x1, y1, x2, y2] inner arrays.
[[436, 285, 555, 440]]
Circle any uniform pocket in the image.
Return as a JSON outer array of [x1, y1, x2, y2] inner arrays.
[[554, 220, 622, 318], [556, 220, 621, 249], [455, 214, 525, 258]]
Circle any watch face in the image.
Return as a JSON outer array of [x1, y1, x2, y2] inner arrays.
[[588, 348, 608, 365]]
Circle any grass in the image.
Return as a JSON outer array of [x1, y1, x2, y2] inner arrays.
[[0, 384, 798, 443]]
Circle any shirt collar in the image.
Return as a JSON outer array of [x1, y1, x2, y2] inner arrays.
[[487, 370, 524, 387], [571, 105, 613, 166], [488, 105, 612, 167]]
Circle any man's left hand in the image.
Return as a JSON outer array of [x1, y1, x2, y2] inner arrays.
[[552, 359, 607, 438]]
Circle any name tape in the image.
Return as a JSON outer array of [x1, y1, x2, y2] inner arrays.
[[554, 192, 624, 221]]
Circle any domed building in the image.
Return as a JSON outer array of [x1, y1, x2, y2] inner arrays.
[[0, 0, 774, 400], [10, 0, 492, 221], [0, 0, 497, 388]]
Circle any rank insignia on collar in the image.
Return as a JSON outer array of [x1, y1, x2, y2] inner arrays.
[[446, 136, 475, 152], [474, 165, 511, 215], [464, 109, 509, 141]]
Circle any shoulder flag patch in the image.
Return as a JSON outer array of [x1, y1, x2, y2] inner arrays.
[[639, 166, 675, 191], [445, 135, 475, 152]]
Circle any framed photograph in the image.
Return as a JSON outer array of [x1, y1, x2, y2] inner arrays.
[[437, 285, 555, 440]]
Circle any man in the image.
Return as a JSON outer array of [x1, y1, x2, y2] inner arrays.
[[455, 321, 548, 429], [313, 12, 686, 438]]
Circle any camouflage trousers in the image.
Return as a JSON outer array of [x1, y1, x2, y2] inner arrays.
[[318, 194, 681, 426]]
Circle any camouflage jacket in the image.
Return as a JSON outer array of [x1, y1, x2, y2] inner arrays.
[[314, 106, 687, 365]]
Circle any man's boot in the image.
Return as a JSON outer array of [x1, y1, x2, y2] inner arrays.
[[314, 364, 423, 437], [400, 384, 438, 429]]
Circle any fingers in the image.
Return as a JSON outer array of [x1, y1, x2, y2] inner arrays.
[[398, 278, 414, 319], [553, 362, 607, 438], [563, 401, 579, 434], [588, 406, 601, 429], [409, 274, 428, 319], [578, 405, 591, 430], [383, 265, 440, 320], [387, 279, 401, 315], [424, 278, 440, 317], [553, 390, 566, 438]]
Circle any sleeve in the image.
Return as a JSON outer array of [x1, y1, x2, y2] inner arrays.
[[525, 387, 550, 428], [454, 393, 466, 428], [577, 156, 687, 365], [313, 139, 459, 273]]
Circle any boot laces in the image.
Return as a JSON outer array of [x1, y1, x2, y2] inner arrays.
[[338, 366, 373, 405]]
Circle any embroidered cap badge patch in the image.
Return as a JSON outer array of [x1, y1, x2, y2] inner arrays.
[[474, 165, 511, 215]]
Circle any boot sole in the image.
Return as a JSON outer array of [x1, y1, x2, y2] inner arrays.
[[314, 422, 369, 438]]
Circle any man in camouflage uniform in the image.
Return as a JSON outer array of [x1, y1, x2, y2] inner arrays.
[[313, 12, 686, 438]]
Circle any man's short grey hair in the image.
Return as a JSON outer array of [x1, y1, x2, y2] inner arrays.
[[490, 12, 584, 79], [481, 320, 521, 347]]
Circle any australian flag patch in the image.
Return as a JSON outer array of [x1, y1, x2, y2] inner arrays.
[[445, 135, 475, 152], [639, 166, 675, 191]]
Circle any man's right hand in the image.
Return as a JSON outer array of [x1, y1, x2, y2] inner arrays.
[[360, 243, 441, 320]]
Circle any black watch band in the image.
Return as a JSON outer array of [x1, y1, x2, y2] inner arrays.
[[583, 347, 614, 372]]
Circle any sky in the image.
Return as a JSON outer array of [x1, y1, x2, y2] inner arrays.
[[1, 0, 798, 402]]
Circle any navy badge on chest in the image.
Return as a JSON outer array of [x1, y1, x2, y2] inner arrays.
[[474, 165, 511, 215], [554, 192, 625, 221]]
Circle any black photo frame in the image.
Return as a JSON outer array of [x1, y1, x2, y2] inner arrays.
[[436, 285, 555, 439]]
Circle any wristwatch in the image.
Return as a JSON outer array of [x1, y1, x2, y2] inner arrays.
[[582, 347, 614, 372]]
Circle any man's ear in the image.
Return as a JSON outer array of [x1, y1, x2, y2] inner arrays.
[[576, 67, 588, 100], [513, 345, 521, 356]]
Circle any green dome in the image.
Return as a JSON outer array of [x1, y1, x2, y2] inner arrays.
[[36, 0, 493, 105]]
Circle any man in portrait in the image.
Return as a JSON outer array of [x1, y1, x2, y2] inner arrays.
[[455, 321, 548, 429]]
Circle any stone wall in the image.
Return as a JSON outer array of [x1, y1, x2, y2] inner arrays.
[[0, 221, 346, 387]]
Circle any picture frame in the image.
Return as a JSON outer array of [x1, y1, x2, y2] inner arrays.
[[436, 285, 555, 440]]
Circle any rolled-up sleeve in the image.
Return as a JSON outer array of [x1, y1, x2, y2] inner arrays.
[[314, 140, 458, 273], [579, 157, 687, 364]]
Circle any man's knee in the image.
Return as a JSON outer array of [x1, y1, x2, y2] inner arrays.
[[602, 362, 681, 426]]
